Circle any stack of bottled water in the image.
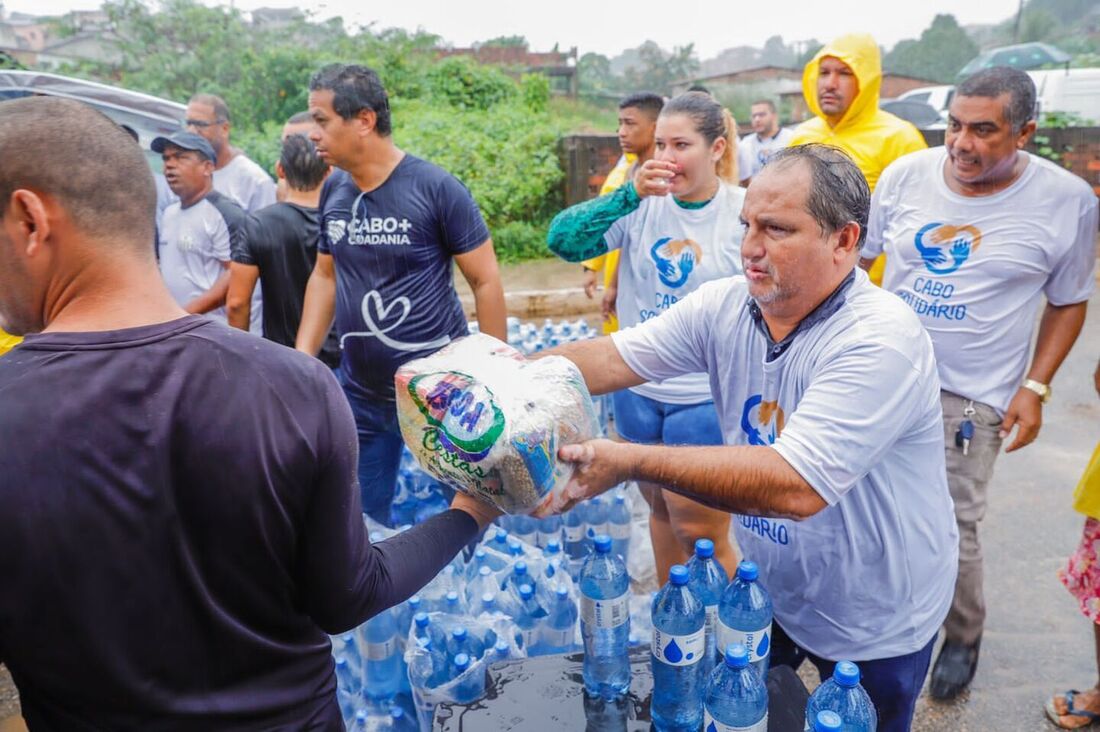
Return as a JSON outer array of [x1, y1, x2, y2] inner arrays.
[[389, 449, 453, 529]]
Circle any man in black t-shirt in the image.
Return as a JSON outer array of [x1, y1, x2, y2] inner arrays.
[[0, 96, 498, 731], [227, 134, 340, 367]]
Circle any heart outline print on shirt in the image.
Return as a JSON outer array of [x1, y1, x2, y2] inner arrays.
[[339, 290, 452, 352], [914, 222, 982, 276]]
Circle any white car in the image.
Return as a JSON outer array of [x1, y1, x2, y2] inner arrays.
[[1026, 68, 1100, 124], [896, 85, 954, 121]]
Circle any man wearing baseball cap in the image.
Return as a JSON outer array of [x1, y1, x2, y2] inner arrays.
[[153, 131, 259, 332]]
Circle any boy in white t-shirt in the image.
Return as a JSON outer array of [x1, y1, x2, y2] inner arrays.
[[542, 144, 958, 732], [863, 67, 1098, 701]]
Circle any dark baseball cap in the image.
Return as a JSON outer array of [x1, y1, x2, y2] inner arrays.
[[151, 131, 215, 162]]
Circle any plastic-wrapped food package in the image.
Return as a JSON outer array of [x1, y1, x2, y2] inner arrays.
[[395, 334, 601, 515]]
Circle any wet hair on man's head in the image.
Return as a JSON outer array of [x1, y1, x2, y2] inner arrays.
[[0, 97, 156, 248], [765, 143, 870, 248], [619, 92, 664, 119], [309, 64, 392, 135], [955, 66, 1037, 132], [280, 134, 329, 192], [751, 99, 777, 113]]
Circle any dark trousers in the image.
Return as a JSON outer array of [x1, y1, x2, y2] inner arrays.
[[770, 622, 935, 732]]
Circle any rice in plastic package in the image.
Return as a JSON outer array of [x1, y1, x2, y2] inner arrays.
[[395, 333, 601, 515]]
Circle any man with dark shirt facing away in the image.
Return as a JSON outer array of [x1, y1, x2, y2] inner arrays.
[[0, 97, 499, 731], [227, 133, 341, 368], [297, 64, 507, 527]]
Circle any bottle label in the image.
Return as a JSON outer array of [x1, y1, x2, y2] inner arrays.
[[705, 605, 719, 642], [365, 636, 397, 661], [652, 626, 705, 667], [716, 621, 771, 663], [581, 590, 630, 629], [540, 627, 574, 648], [609, 521, 631, 540], [520, 627, 539, 650], [586, 522, 610, 540], [565, 525, 585, 543], [704, 711, 768, 731]]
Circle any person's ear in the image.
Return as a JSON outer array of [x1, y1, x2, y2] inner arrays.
[[275, 161, 286, 181], [357, 108, 377, 138], [7, 190, 51, 257], [711, 135, 727, 164], [833, 221, 861, 260], [1017, 119, 1038, 149]]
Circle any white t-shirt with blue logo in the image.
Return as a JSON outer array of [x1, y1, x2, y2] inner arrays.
[[737, 127, 795, 182], [864, 147, 1098, 413], [604, 183, 745, 404], [611, 270, 958, 661]]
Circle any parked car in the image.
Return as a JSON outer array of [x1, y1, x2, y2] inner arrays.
[[1027, 68, 1100, 124], [0, 70, 184, 169], [880, 98, 946, 130], [958, 42, 1071, 76], [896, 85, 954, 120]]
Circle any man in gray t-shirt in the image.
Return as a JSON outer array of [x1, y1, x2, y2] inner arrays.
[[539, 144, 957, 732]]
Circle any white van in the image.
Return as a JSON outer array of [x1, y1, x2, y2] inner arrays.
[[897, 85, 955, 118], [1027, 68, 1100, 123]]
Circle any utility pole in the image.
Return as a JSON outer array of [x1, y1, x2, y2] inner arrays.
[[1013, 0, 1025, 42]]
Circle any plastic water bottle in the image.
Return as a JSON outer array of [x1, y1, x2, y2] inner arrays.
[[490, 638, 512, 663], [504, 560, 534, 595], [447, 626, 475, 661], [579, 534, 631, 699], [538, 513, 563, 548], [608, 492, 632, 562], [335, 633, 363, 678], [541, 584, 579, 654], [466, 548, 490, 581], [585, 497, 610, 545], [651, 564, 706, 731], [686, 538, 730, 671], [467, 565, 499, 606], [444, 590, 464, 615], [718, 561, 773, 677], [491, 528, 511, 555], [333, 655, 361, 721], [513, 513, 539, 547], [389, 706, 417, 732], [705, 644, 768, 731], [362, 607, 401, 701], [475, 591, 500, 617], [513, 583, 547, 653], [506, 316, 522, 346], [448, 653, 485, 703], [563, 506, 588, 562], [804, 661, 877, 731], [543, 539, 565, 579], [812, 710, 843, 731]]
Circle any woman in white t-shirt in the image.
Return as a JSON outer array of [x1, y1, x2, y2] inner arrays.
[[548, 92, 746, 581]]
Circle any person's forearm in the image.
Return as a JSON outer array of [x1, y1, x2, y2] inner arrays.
[[1026, 301, 1088, 384], [546, 182, 640, 262], [540, 336, 645, 396], [472, 280, 507, 341], [296, 269, 337, 356], [621, 442, 825, 520], [184, 269, 230, 315]]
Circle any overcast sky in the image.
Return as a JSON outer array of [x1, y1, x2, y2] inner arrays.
[[4, 0, 1024, 58]]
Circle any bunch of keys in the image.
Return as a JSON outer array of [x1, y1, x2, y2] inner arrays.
[[955, 402, 976, 456]]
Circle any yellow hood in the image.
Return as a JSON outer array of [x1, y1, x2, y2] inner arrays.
[[802, 33, 882, 132]]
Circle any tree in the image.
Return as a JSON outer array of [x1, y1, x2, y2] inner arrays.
[[622, 40, 699, 95], [1019, 8, 1059, 42], [577, 51, 615, 95], [760, 35, 795, 67], [884, 14, 978, 83], [477, 35, 528, 49]]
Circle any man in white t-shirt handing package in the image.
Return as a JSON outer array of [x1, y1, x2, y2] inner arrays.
[[537, 143, 958, 732], [862, 66, 1098, 701]]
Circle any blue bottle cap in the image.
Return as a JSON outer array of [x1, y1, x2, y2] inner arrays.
[[814, 710, 842, 731], [694, 538, 715, 558], [614, 493, 626, 504], [669, 565, 689, 585], [445, 591, 459, 604], [494, 639, 510, 653], [737, 560, 759, 582], [334, 655, 349, 669], [514, 561, 528, 575], [594, 534, 612, 553], [545, 540, 561, 554], [591, 496, 602, 506], [833, 660, 860, 687], [479, 565, 492, 578], [494, 529, 509, 543], [391, 708, 406, 721], [555, 585, 569, 598], [519, 584, 535, 600], [474, 548, 486, 561], [724, 643, 749, 669], [482, 592, 496, 606], [417, 636, 432, 650], [452, 626, 468, 641], [454, 653, 471, 671], [414, 612, 430, 628], [408, 595, 422, 610]]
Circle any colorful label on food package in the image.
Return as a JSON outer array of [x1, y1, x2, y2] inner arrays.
[[581, 591, 630, 629], [408, 371, 505, 462], [652, 627, 705, 667], [513, 429, 557, 498]]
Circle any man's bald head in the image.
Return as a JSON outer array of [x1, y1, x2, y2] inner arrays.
[[0, 96, 156, 248]]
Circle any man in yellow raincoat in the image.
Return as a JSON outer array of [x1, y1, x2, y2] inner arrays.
[[790, 33, 927, 285]]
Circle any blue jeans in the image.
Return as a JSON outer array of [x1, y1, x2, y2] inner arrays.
[[342, 386, 403, 528], [770, 621, 935, 732], [611, 389, 724, 446]]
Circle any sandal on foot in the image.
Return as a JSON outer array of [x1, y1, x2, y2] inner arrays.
[[1046, 690, 1100, 729]]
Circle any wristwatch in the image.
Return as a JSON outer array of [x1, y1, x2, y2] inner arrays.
[[1022, 379, 1052, 404]]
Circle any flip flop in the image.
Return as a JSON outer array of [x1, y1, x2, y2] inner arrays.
[[1045, 690, 1100, 729]]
